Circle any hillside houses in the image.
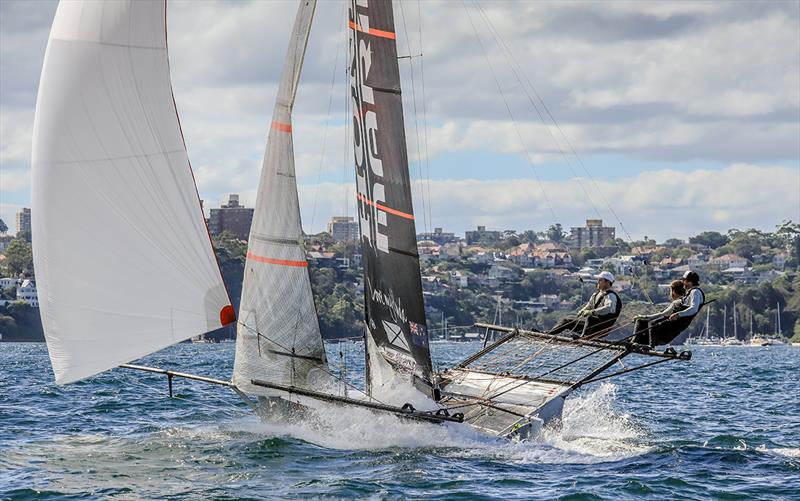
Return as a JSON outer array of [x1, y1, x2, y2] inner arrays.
[[507, 242, 572, 268], [711, 254, 749, 269]]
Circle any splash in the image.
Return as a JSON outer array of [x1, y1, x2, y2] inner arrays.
[[212, 382, 650, 464]]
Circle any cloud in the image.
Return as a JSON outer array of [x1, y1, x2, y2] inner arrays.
[[297, 164, 800, 242], [0, 0, 798, 240]]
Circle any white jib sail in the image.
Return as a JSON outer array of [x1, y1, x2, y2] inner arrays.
[[31, 0, 234, 385], [232, 0, 328, 395]]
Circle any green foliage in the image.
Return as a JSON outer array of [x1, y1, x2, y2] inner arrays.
[[1, 237, 33, 277], [0, 303, 44, 341], [689, 231, 729, 249], [520, 230, 539, 244], [546, 223, 566, 243], [211, 231, 246, 314]]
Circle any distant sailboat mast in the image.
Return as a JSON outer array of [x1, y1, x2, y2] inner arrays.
[[723, 305, 727, 340]]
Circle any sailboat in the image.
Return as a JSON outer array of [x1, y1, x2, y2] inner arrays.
[[722, 302, 743, 346], [31, 0, 691, 441], [686, 307, 717, 346]]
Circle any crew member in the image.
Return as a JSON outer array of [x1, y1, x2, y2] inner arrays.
[[633, 280, 686, 346], [633, 270, 705, 347], [548, 271, 622, 338]]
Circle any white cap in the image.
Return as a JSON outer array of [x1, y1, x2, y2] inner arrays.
[[682, 270, 693, 279], [594, 271, 615, 283]]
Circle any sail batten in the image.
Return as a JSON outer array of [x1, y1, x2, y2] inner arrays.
[[232, 0, 328, 395], [32, 0, 233, 385], [349, 0, 433, 394]]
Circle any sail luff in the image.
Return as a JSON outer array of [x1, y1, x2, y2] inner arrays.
[[349, 0, 433, 395], [232, 0, 328, 395], [32, 0, 234, 384]]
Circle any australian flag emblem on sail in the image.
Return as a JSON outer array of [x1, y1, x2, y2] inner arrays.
[[409, 322, 428, 347]]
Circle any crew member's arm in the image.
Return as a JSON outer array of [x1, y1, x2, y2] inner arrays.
[[588, 293, 617, 317], [643, 302, 675, 321], [676, 289, 702, 318], [579, 293, 597, 314]]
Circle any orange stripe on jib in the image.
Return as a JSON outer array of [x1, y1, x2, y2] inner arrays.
[[357, 193, 415, 220], [348, 20, 396, 40], [271, 121, 292, 133], [247, 252, 308, 267]]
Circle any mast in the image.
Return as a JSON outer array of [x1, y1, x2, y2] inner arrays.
[[233, 0, 328, 395], [723, 305, 727, 340], [32, 0, 234, 384], [705, 307, 710, 340], [776, 301, 782, 336], [733, 302, 737, 340], [349, 0, 433, 398]]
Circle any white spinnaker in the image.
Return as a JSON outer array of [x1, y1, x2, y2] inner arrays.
[[232, 0, 328, 395], [32, 0, 234, 384]]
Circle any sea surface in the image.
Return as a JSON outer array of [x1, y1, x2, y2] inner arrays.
[[1, 341, 798, 500]]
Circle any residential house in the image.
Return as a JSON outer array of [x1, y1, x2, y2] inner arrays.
[[711, 254, 748, 270], [16, 279, 38, 307], [721, 266, 756, 284], [773, 252, 789, 270]]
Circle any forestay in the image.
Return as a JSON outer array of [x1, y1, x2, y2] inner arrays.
[[32, 0, 234, 384], [233, 0, 329, 395], [349, 0, 432, 393]]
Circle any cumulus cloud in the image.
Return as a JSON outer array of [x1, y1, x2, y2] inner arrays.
[[1, 0, 798, 238], [297, 163, 800, 242]]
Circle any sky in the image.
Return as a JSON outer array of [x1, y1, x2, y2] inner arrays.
[[1, 0, 798, 242]]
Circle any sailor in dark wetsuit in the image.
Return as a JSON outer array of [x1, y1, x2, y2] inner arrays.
[[548, 271, 622, 338], [634, 270, 705, 347]]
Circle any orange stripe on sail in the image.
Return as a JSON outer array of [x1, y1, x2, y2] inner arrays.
[[271, 121, 292, 133], [348, 20, 396, 40], [357, 193, 415, 220], [247, 252, 307, 267]]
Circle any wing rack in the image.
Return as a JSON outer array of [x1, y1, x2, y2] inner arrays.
[[434, 323, 691, 437]]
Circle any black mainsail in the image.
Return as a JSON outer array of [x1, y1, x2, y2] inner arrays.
[[349, 0, 432, 394]]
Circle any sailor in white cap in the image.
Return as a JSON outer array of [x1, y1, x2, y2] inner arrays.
[[547, 270, 622, 338]]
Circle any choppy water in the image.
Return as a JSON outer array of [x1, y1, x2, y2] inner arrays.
[[1, 341, 798, 500]]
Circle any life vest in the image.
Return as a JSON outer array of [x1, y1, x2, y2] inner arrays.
[[671, 286, 705, 330], [592, 289, 622, 327]]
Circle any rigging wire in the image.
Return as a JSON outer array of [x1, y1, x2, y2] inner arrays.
[[416, 0, 434, 236], [471, 0, 655, 303], [460, 0, 560, 225], [342, 2, 353, 226], [238, 320, 396, 409], [309, 1, 346, 232], [398, 0, 431, 235], [122, 371, 251, 418]]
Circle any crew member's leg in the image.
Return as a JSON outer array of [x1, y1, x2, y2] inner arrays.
[[633, 319, 652, 345], [650, 318, 692, 346], [583, 317, 614, 338], [548, 316, 583, 335]]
